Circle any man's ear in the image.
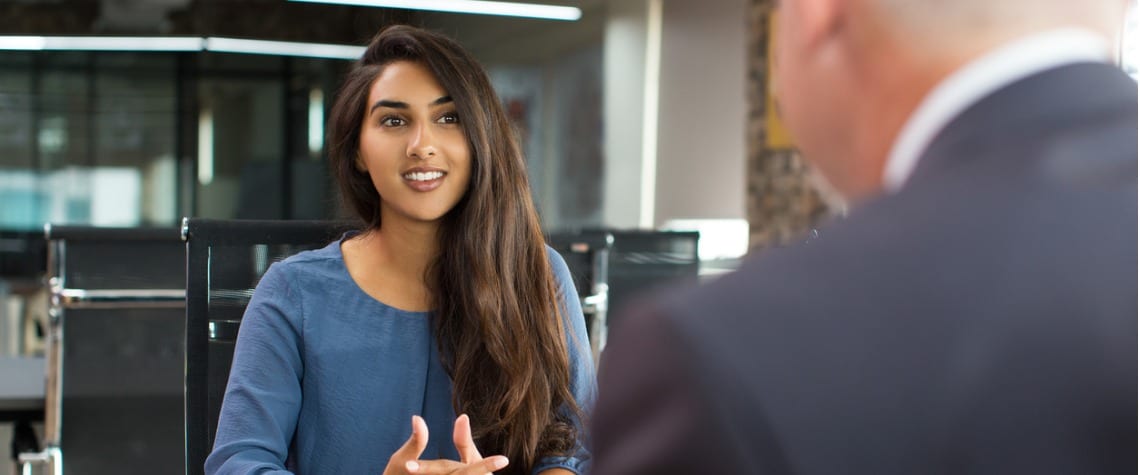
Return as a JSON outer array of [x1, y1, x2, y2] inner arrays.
[[792, 0, 848, 52]]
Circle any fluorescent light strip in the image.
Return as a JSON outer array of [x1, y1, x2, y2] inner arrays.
[[0, 35, 364, 59], [48, 36, 203, 51], [0, 36, 46, 50], [0, 36, 202, 51], [290, 0, 581, 21], [205, 37, 364, 59]]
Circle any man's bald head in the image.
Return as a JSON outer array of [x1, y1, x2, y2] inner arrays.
[[870, 0, 1126, 56], [771, 0, 1128, 202]]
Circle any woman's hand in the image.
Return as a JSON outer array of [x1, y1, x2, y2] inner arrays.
[[382, 415, 433, 475], [407, 414, 509, 475], [386, 415, 510, 475]]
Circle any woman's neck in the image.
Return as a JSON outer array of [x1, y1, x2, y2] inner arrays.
[[364, 217, 439, 283], [342, 216, 440, 312]]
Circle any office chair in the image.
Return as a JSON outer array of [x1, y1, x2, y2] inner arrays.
[[18, 225, 185, 475], [545, 231, 612, 360], [546, 229, 700, 357], [604, 230, 700, 329], [182, 218, 348, 475]]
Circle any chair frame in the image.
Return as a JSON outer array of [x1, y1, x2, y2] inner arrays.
[[19, 224, 184, 475], [546, 231, 613, 360], [182, 218, 349, 475]]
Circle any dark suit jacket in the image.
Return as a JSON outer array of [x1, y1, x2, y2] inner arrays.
[[591, 63, 1138, 474]]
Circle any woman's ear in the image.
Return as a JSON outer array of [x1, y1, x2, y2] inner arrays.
[[354, 154, 368, 173]]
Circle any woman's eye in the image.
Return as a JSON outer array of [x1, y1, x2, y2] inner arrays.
[[380, 116, 405, 127], [437, 112, 459, 124]]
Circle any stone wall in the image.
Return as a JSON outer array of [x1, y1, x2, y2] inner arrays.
[[745, 0, 838, 251]]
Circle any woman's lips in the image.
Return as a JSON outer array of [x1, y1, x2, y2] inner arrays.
[[403, 170, 446, 192]]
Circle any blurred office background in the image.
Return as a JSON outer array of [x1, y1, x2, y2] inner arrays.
[[0, 0, 1135, 473], [1, 0, 1137, 248], [0, 1, 769, 471], [0, 0, 844, 257]]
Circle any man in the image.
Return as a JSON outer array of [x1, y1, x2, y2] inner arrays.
[[591, 0, 1137, 473]]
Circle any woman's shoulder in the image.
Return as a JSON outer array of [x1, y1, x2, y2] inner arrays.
[[263, 238, 349, 286], [543, 245, 580, 294], [543, 244, 568, 268]]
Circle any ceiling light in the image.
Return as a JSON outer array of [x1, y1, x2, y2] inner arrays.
[[205, 37, 364, 59], [0, 36, 364, 60], [290, 0, 581, 21], [0, 36, 46, 50], [0, 36, 202, 51]]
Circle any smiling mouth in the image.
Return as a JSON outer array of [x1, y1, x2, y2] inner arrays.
[[402, 171, 445, 181], [402, 170, 447, 192]]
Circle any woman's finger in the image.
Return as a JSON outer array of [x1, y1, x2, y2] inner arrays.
[[405, 456, 509, 475], [452, 414, 482, 463], [452, 456, 509, 475], [404, 458, 465, 474], [393, 415, 430, 463]]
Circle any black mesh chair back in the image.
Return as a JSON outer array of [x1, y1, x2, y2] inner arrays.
[[183, 218, 350, 475], [605, 230, 700, 327], [29, 225, 186, 475], [545, 229, 700, 356]]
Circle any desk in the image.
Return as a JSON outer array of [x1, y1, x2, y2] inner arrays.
[[0, 357, 44, 420]]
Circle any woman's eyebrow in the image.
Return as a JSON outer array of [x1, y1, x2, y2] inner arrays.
[[369, 96, 453, 115], [370, 99, 407, 115]]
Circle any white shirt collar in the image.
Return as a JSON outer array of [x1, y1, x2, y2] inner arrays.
[[882, 28, 1113, 193]]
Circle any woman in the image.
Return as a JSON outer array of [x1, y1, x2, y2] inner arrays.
[[205, 25, 594, 475]]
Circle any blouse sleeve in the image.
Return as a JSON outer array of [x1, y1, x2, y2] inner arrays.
[[533, 247, 598, 475], [205, 263, 304, 475]]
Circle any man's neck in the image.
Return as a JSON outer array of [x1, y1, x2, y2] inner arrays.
[[875, 28, 1113, 194], [845, 46, 963, 203]]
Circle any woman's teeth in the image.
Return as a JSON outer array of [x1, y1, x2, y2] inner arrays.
[[404, 171, 444, 181]]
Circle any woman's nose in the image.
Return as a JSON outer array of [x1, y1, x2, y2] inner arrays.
[[407, 123, 437, 159]]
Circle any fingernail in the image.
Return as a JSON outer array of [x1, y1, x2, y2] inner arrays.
[[491, 457, 509, 469], [406, 461, 419, 472]]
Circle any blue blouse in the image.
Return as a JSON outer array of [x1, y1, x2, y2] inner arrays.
[[205, 237, 596, 474]]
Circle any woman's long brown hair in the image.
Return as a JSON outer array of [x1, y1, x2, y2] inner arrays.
[[326, 25, 581, 473]]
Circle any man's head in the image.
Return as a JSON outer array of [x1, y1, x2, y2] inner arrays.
[[772, 0, 1127, 202]]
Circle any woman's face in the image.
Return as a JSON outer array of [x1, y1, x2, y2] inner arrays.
[[357, 60, 472, 225]]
